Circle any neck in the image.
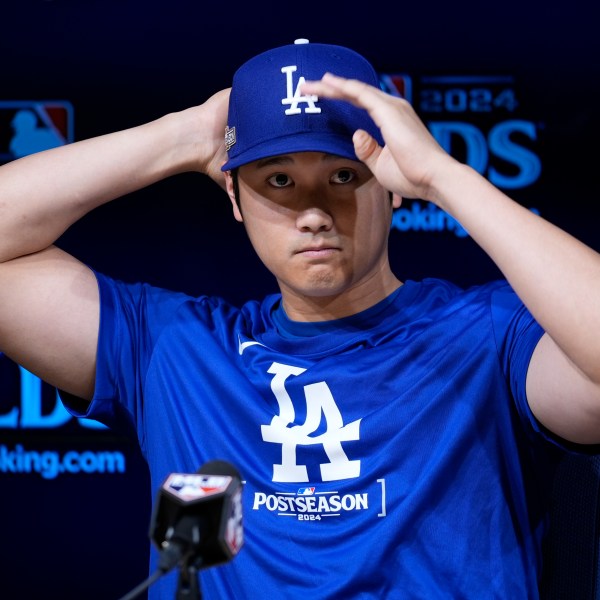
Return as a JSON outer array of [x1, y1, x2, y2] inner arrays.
[[279, 271, 403, 322]]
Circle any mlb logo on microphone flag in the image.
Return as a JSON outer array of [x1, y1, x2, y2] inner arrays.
[[0, 100, 74, 164], [164, 473, 232, 501]]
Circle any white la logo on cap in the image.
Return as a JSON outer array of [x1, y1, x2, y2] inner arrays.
[[281, 65, 322, 116]]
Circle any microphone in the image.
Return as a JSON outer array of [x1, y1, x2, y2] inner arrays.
[[117, 460, 244, 600], [150, 459, 244, 575]]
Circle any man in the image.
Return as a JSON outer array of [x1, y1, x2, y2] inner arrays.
[[0, 39, 599, 598]]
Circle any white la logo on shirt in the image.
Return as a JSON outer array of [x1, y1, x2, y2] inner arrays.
[[281, 65, 322, 115], [262, 362, 361, 482]]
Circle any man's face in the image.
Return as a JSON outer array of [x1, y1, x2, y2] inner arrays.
[[225, 152, 400, 315]]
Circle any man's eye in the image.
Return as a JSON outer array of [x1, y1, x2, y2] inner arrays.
[[268, 173, 292, 187], [331, 169, 355, 184]]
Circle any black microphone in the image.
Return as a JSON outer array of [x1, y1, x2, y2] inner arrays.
[[117, 460, 244, 600], [150, 459, 244, 575]]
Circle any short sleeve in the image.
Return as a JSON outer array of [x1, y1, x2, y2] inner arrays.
[[490, 285, 546, 441], [74, 271, 193, 437]]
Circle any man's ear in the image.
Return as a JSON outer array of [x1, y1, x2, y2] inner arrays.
[[392, 193, 402, 209], [224, 170, 243, 222]]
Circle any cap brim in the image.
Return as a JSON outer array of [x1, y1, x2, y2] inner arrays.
[[221, 132, 359, 171]]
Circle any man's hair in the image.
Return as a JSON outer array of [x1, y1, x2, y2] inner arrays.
[[231, 167, 241, 211]]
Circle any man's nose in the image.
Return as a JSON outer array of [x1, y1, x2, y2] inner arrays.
[[295, 206, 334, 233]]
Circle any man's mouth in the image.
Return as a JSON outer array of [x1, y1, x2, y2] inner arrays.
[[295, 244, 340, 257]]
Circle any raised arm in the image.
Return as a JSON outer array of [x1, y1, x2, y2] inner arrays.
[[0, 88, 230, 400], [302, 74, 600, 444]]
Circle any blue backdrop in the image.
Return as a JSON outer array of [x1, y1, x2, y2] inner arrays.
[[1, 1, 599, 598]]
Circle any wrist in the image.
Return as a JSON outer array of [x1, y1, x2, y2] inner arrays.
[[427, 159, 476, 211], [163, 104, 223, 176], [153, 110, 201, 176]]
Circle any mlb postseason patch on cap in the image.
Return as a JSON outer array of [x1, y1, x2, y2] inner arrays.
[[221, 39, 384, 171]]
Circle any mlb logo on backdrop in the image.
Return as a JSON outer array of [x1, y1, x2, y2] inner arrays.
[[378, 74, 412, 103], [0, 101, 74, 164]]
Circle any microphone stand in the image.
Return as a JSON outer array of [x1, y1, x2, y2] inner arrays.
[[117, 559, 203, 600], [176, 560, 202, 600], [116, 569, 164, 600]]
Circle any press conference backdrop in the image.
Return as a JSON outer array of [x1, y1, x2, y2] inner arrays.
[[1, 1, 599, 598]]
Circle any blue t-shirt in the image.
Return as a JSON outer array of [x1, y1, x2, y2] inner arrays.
[[72, 273, 564, 599]]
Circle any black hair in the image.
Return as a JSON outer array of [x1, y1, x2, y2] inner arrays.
[[231, 167, 241, 211]]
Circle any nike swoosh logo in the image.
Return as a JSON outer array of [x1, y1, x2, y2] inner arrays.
[[238, 335, 266, 355]]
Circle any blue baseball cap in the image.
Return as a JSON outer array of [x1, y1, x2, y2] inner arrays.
[[221, 39, 384, 171]]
